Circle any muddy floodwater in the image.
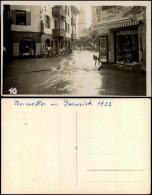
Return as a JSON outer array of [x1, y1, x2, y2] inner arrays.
[[3, 50, 146, 96]]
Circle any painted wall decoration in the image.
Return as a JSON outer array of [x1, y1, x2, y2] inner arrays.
[[92, 6, 146, 24]]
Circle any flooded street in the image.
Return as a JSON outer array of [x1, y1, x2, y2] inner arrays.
[[3, 50, 146, 96]]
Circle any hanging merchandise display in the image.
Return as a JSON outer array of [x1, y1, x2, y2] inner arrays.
[[99, 35, 108, 63]]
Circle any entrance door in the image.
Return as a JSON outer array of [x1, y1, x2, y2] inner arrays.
[[19, 38, 35, 57]]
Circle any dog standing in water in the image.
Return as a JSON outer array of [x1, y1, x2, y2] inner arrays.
[[93, 55, 102, 70]]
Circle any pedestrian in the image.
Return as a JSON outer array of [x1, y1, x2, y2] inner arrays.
[[48, 46, 51, 56], [93, 54, 102, 70], [62, 47, 65, 56], [64, 47, 67, 56], [93, 55, 98, 66], [51, 47, 54, 57], [60, 47, 62, 56]]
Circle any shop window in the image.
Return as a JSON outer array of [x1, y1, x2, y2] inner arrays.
[[115, 29, 139, 65], [45, 15, 51, 29], [99, 35, 108, 63]]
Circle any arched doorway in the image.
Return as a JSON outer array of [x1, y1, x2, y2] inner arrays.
[[65, 39, 71, 54], [19, 38, 35, 57], [45, 39, 51, 47], [54, 40, 59, 55]]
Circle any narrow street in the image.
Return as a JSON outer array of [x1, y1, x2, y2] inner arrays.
[[3, 50, 146, 96]]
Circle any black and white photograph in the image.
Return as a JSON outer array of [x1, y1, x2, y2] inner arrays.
[[1, 1, 151, 96], [1, 2, 151, 194]]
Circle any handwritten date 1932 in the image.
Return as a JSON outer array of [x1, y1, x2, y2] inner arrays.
[[97, 101, 112, 107]]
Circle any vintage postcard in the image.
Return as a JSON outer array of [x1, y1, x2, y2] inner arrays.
[[1, 98, 151, 194], [1, 1, 151, 96], [1, 1, 151, 194]]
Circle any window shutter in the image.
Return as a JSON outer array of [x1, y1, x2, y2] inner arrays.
[[26, 11, 31, 25], [44, 15, 47, 28], [11, 10, 16, 24], [49, 17, 51, 29]]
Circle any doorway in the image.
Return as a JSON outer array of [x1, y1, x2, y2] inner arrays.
[[19, 38, 35, 57]]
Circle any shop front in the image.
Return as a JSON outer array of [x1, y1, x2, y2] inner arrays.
[[92, 6, 146, 66], [19, 38, 35, 57], [99, 24, 142, 65], [12, 32, 41, 57]]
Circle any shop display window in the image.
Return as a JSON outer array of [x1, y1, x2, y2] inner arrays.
[[99, 35, 108, 63], [115, 29, 139, 65]]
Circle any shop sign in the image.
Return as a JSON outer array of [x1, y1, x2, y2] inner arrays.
[[92, 6, 136, 24]]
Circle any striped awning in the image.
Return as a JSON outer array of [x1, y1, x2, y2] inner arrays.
[[108, 20, 139, 29]]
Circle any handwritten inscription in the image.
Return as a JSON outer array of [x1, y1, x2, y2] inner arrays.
[[64, 99, 93, 106], [97, 101, 112, 107], [14, 100, 112, 107], [15, 100, 46, 106]]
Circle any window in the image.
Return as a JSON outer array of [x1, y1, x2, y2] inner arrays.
[[68, 7, 69, 16], [68, 24, 70, 33], [45, 15, 51, 29], [65, 22, 67, 32], [65, 6, 67, 14], [16, 10, 26, 25], [11, 10, 31, 25]]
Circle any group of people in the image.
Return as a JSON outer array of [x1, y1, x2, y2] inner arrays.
[[43, 46, 69, 57]]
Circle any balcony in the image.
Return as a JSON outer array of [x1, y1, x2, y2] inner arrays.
[[52, 6, 66, 18], [52, 29, 66, 37], [71, 17, 76, 25], [71, 33, 76, 40]]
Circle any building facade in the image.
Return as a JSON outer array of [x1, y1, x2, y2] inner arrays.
[[7, 5, 79, 57], [91, 6, 146, 66], [78, 6, 87, 38], [3, 5, 12, 63]]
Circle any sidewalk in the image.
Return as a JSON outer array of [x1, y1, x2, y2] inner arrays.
[[101, 63, 146, 73]]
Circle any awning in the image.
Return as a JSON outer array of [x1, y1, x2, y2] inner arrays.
[[92, 19, 139, 35], [108, 20, 139, 29]]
